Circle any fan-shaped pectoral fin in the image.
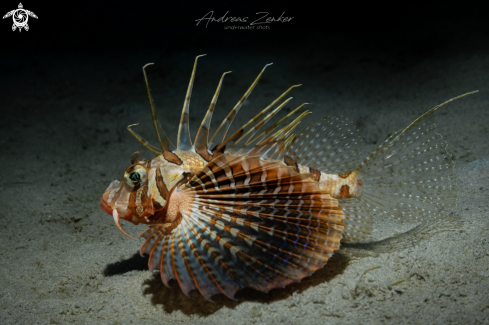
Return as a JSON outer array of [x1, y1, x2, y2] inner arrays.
[[139, 153, 346, 300]]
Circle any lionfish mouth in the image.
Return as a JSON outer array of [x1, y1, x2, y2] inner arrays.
[[99, 196, 113, 215], [100, 184, 138, 240]]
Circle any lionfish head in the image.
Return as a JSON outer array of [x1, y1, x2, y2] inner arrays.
[[100, 151, 169, 239], [100, 55, 284, 239]]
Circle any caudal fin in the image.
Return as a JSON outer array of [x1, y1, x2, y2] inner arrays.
[[341, 91, 477, 242]]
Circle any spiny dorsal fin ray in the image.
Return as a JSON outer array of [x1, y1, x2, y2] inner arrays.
[[142, 63, 172, 153], [215, 84, 301, 154], [244, 106, 311, 159], [220, 97, 294, 155], [250, 104, 310, 147], [255, 120, 306, 161], [195, 71, 232, 161], [234, 97, 294, 149], [127, 124, 162, 155], [177, 54, 206, 151], [271, 133, 300, 161], [140, 154, 344, 300], [208, 63, 274, 150]]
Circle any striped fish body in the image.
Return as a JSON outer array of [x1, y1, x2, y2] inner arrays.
[[100, 55, 476, 300]]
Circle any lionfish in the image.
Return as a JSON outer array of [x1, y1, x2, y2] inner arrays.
[[100, 55, 476, 301]]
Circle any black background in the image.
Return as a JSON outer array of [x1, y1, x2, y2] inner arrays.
[[3, 1, 489, 54]]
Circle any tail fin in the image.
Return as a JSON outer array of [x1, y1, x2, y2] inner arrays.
[[342, 91, 477, 242]]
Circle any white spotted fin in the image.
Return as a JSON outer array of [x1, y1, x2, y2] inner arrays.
[[351, 94, 477, 226], [276, 92, 477, 242]]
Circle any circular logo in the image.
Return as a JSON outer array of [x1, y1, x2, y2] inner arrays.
[[13, 9, 28, 28]]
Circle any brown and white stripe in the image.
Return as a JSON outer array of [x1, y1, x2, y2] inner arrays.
[[208, 63, 274, 151], [194, 71, 232, 162]]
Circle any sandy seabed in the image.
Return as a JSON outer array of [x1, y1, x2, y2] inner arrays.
[[0, 45, 488, 324]]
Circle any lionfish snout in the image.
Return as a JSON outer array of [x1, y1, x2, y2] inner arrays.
[[100, 179, 141, 239], [100, 180, 121, 215]]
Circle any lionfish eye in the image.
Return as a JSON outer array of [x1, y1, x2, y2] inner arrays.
[[124, 165, 147, 186], [129, 172, 140, 183]]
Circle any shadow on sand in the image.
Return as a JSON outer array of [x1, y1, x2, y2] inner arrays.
[[103, 251, 350, 316], [103, 221, 463, 316], [141, 251, 350, 316]]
